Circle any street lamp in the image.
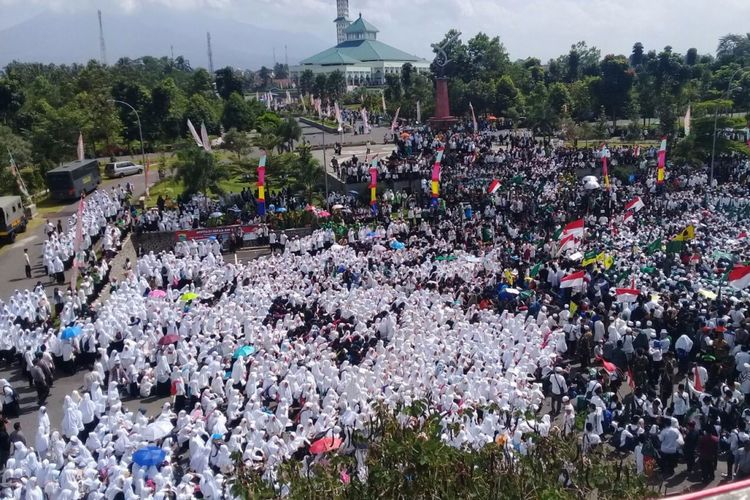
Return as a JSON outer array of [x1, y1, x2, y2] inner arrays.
[[303, 131, 329, 209], [109, 99, 148, 195], [709, 67, 744, 187]]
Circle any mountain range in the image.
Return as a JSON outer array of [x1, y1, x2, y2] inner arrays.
[[0, 7, 330, 70]]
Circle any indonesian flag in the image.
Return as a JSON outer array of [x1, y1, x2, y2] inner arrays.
[[739, 231, 748, 239], [623, 210, 634, 224], [561, 219, 584, 239], [684, 105, 692, 136], [625, 196, 645, 213], [487, 179, 501, 194], [657, 137, 667, 184], [186, 119, 203, 148], [557, 234, 579, 255], [560, 270, 586, 289], [77, 132, 85, 161], [596, 355, 616, 373], [416, 100, 421, 124], [693, 366, 704, 392], [728, 264, 750, 290], [615, 287, 640, 303]]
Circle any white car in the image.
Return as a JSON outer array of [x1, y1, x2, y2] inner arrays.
[[105, 161, 144, 178]]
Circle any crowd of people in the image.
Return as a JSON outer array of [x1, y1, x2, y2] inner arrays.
[[0, 121, 747, 497]]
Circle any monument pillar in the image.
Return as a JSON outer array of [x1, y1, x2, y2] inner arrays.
[[429, 77, 458, 130]]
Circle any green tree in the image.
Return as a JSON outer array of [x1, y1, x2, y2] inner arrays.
[[400, 63, 414, 91], [384, 74, 402, 102], [325, 71, 346, 102], [214, 67, 244, 100], [594, 54, 634, 125], [313, 73, 328, 100], [257, 66, 273, 90], [221, 92, 256, 131], [466, 32, 509, 81], [298, 70, 315, 97], [276, 115, 302, 152], [526, 83, 559, 137], [294, 144, 323, 203], [548, 82, 571, 115], [222, 128, 253, 160], [494, 75, 521, 118], [430, 29, 469, 80], [273, 63, 289, 80], [569, 77, 598, 122], [189, 68, 214, 96], [174, 146, 228, 196], [184, 94, 220, 135], [630, 42, 645, 67]]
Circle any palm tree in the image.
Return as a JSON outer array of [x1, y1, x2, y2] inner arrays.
[[174, 144, 229, 197], [275, 116, 302, 152], [294, 144, 323, 203]]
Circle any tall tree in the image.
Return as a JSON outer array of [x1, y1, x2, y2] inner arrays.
[[594, 55, 634, 125], [630, 42, 645, 67], [222, 92, 256, 131], [214, 67, 244, 100], [175, 146, 228, 196], [299, 70, 315, 96]]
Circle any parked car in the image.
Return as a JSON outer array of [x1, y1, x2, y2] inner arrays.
[[105, 161, 144, 178]]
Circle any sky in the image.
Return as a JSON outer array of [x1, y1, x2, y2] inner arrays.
[[1, 0, 750, 63]]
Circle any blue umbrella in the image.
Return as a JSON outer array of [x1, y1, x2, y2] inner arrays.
[[276, 207, 287, 213], [60, 325, 82, 340], [233, 345, 256, 359], [132, 446, 166, 467]]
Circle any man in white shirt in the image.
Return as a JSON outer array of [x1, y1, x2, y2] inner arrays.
[[549, 366, 568, 415], [672, 383, 690, 424], [658, 419, 682, 476]]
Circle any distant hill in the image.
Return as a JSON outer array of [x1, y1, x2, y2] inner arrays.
[[0, 7, 329, 70]]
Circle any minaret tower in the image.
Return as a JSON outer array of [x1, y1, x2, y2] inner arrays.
[[334, 0, 351, 45]]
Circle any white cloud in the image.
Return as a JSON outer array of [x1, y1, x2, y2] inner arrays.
[[3, 0, 750, 62]]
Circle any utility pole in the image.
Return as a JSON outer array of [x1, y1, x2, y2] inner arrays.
[[207, 32, 214, 74], [98, 10, 107, 65], [170, 45, 174, 60]]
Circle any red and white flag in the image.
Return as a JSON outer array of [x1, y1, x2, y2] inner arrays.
[[623, 210, 634, 224], [728, 264, 750, 290], [77, 132, 85, 161], [633, 145, 640, 158], [739, 231, 748, 239], [561, 219, 584, 239], [625, 196, 645, 213], [615, 287, 640, 303], [487, 179, 501, 194], [557, 234, 579, 255], [560, 270, 586, 289]]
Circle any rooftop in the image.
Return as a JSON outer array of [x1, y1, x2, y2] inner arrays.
[[344, 14, 379, 34], [300, 39, 424, 65]]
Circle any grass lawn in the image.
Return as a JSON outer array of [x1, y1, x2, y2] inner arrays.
[[146, 176, 255, 206]]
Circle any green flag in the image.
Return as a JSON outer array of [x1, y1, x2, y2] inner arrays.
[[645, 238, 662, 255], [665, 239, 684, 254], [529, 262, 542, 278], [640, 266, 656, 274]]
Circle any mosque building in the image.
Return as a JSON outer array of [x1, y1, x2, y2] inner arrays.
[[290, 0, 429, 87]]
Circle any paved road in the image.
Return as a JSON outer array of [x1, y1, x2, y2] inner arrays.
[[0, 171, 160, 301]]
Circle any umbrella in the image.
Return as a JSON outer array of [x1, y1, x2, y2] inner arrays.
[[180, 292, 199, 302], [330, 244, 345, 251], [143, 420, 174, 441], [584, 180, 600, 190], [275, 207, 287, 213], [389, 241, 405, 250], [209, 212, 224, 218], [348, 190, 360, 197], [60, 326, 82, 340], [132, 446, 166, 467], [317, 210, 331, 218], [332, 204, 344, 210], [309, 436, 343, 454], [149, 290, 166, 298], [582, 175, 598, 183], [158, 334, 179, 346], [233, 345, 256, 359]]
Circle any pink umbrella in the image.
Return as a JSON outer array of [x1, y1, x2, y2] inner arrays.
[[304, 204, 316, 212], [309, 436, 342, 454], [149, 290, 167, 298], [317, 210, 331, 218], [158, 334, 179, 346]]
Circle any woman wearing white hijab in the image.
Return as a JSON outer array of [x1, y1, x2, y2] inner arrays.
[[61, 395, 83, 439], [79, 393, 98, 442], [35, 406, 51, 457]]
